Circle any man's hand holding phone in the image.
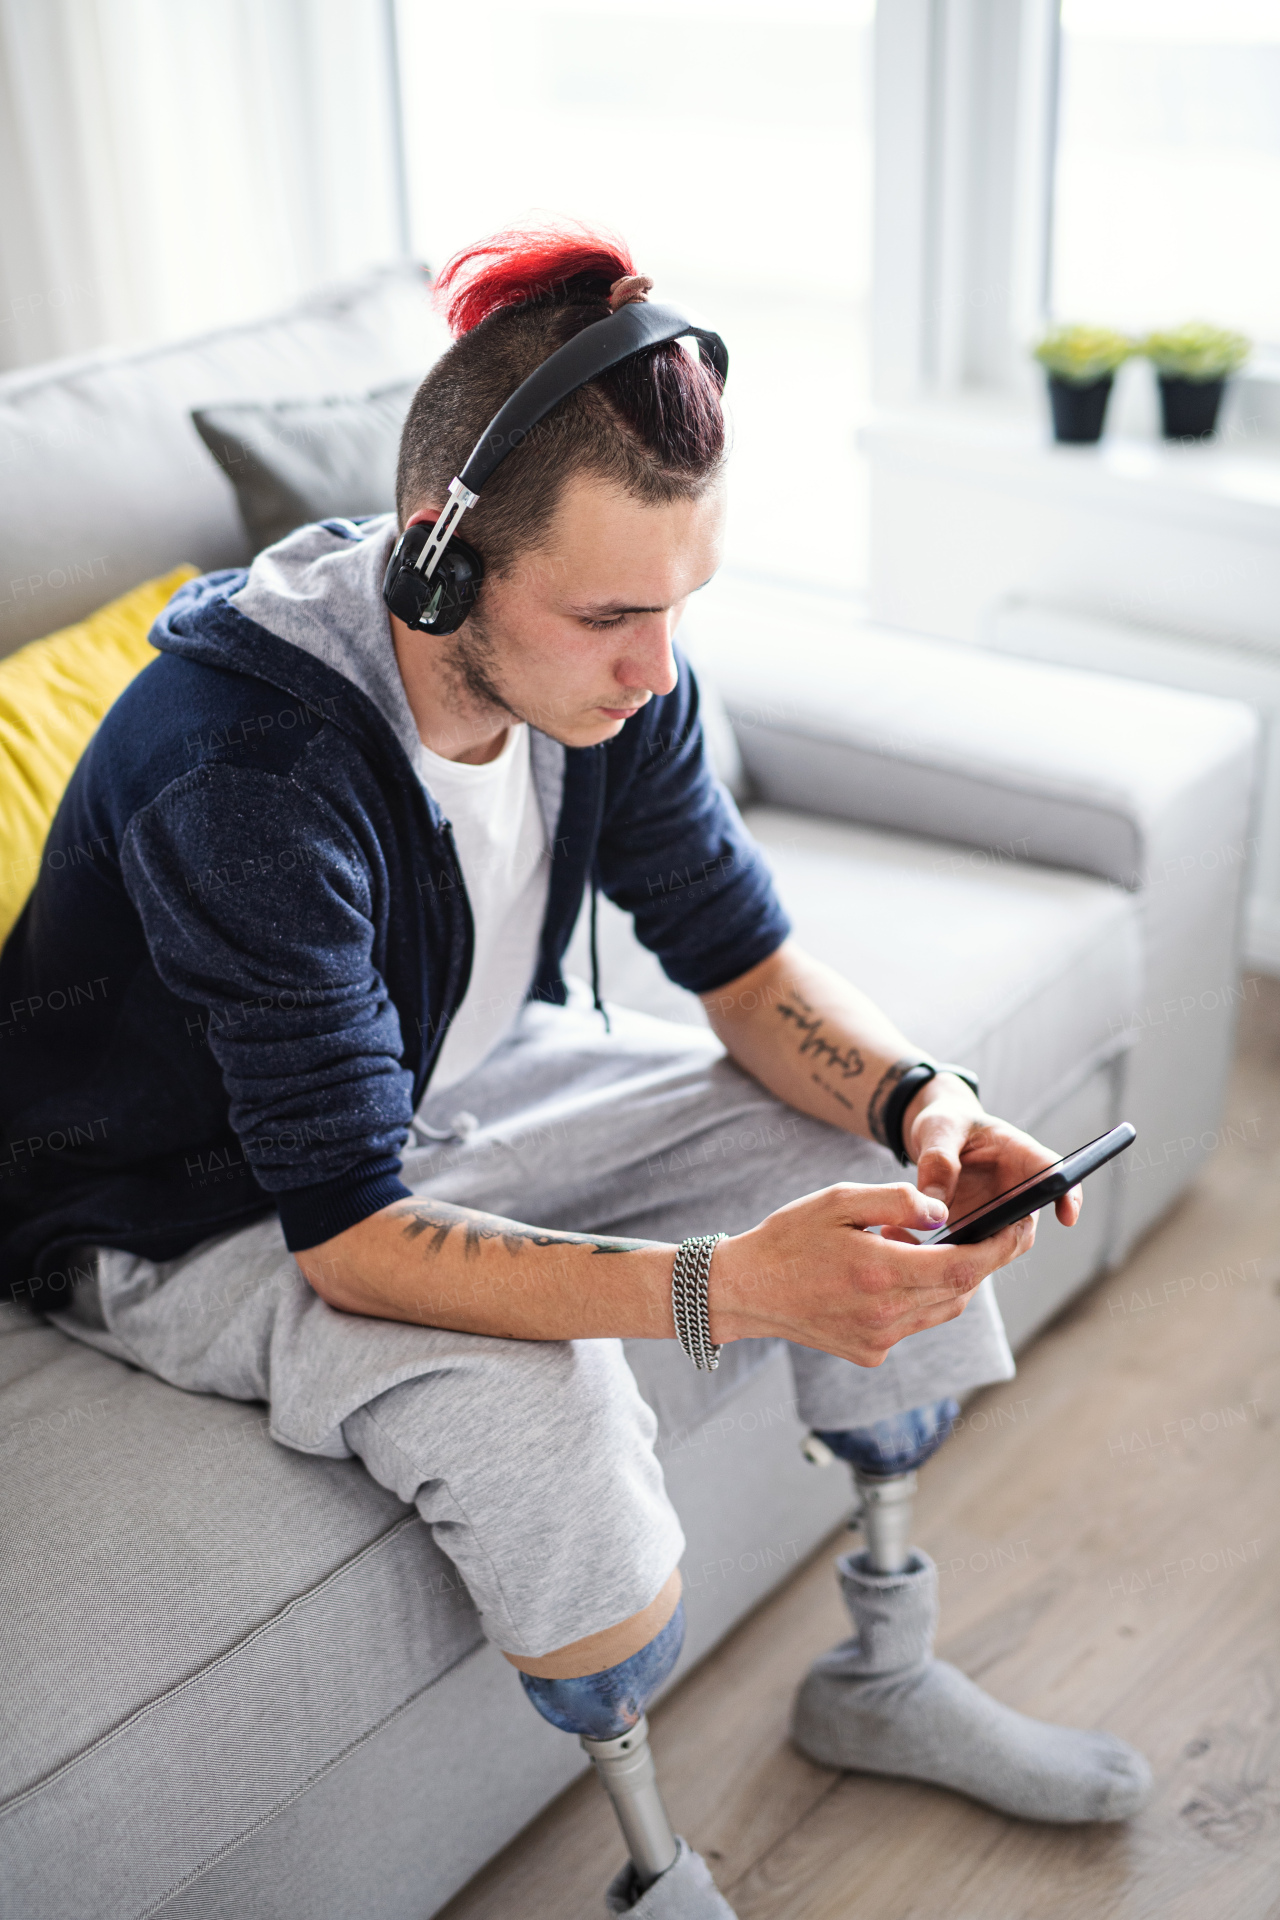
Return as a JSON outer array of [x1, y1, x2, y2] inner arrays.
[[708, 1181, 1036, 1368], [904, 1074, 1085, 1238], [708, 1090, 1135, 1366]]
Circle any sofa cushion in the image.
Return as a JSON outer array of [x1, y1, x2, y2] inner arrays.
[[678, 627, 747, 801], [192, 380, 416, 552], [754, 808, 1141, 1130], [699, 601, 1258, 893], [0, 566, 196, 942], [566, 806, 1143, 1134], [0, 1305, 849, 1920], [0, 1301, 482, 1915], [0, 264, 443, 659], [0, 1302, 850, 1920]]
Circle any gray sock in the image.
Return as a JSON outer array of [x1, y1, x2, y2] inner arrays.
[[606, 1837, 738, 1917], [791, 1550, 1152, 1823]]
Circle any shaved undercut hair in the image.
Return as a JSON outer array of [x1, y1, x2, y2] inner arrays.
[[395, 223, 727, 579]]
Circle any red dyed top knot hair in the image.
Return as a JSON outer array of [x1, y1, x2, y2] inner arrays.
[[433, 221, 640, 336]]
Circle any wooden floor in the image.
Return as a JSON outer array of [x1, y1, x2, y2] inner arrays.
[[440, 986, 1280, 1920]]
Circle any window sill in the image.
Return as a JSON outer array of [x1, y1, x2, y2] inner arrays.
[[860, 404, 1280, 544]]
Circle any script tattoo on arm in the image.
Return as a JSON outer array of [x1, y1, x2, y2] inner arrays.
[[774, 988, 865, 1112], [392, 1198, 652, 1262], [867, 1056, 918, 1147]]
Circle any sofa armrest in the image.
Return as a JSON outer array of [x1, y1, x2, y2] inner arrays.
[[706, 612, 1260, 1258], [710, 620, 1259, 894]]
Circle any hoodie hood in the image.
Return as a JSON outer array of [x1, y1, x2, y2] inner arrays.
[[228, 513, 420, 764], [151, 514, 568, 848], [144, 513, 419, 789]]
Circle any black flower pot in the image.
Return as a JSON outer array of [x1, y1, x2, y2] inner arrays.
[[1158, 375, 1225, 440], [1047, 374, 1113, 444]]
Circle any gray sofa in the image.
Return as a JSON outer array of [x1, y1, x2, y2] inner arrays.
[[0, 265, 1260, 1919]]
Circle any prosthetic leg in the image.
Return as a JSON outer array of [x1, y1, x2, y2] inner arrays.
[[793, 1401, 1152, 1822], [519, 1602, 737, 1916], [802, 1392, 953, 1573]]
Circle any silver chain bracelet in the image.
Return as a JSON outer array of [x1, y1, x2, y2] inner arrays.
[[671, 1232, 727, 1371]]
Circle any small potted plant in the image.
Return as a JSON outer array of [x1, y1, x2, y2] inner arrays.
[[1141, 322, 1252, 440], [1032, 325, 1133, 444]]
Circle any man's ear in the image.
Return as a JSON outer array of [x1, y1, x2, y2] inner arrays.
[[402, 506, 443, 532]]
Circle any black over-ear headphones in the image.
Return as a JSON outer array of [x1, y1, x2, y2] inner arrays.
[[382, 300, 729, 637]]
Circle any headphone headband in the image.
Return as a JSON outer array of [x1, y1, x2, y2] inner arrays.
[[458, 300, 729, 496]]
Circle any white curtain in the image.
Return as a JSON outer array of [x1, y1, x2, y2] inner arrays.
[[0, 0, 406, 372]]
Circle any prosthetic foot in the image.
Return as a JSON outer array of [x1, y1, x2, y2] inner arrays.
[[520, 1603, 738, 1917], [794, 1420, 1152, 1823]]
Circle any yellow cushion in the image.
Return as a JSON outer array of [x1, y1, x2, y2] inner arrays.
[[0, 566, 198, 946]]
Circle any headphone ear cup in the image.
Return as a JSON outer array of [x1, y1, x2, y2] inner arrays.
[[382, 524, 485, 636]]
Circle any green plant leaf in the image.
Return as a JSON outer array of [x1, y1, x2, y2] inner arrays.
[[1032, 325, 1134, 384], [1140, 322, 1252, 381]]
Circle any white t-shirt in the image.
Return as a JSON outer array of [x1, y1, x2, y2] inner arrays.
[[416, 724, 550, 1092]]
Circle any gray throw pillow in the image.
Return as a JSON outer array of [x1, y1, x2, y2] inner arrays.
[[192, 380, 417, 552]]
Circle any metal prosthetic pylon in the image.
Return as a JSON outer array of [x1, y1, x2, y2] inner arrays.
[[580, 1714, 678, 1891], [852, 1469, 917, 1574]]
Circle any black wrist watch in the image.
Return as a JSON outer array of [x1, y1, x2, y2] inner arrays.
[[880, 1057, 981, 1167]]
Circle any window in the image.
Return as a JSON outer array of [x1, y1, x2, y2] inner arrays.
[[1052, 0, 1280, 344], [396, 0, 875, 593]]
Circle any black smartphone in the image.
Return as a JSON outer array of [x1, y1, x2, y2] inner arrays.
[[921, 1122, 1137, 1247]]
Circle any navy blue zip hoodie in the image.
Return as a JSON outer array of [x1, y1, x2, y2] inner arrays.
[[0, 517, 789, 1308]]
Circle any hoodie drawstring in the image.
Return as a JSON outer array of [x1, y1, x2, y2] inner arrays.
[[589, 880, 611, 1034], [589, 749, 611, 1034]]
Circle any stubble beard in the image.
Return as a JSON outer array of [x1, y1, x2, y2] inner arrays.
[[441, 603, 634, 747], [441, 604, 523, 730]]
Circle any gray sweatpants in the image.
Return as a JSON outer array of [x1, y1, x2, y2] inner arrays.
[[52, 999, 1013, 1658]]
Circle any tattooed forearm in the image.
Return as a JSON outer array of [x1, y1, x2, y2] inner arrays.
[[808, 1072, 856, 1113], [393, 1199, 652, 1262], [867, 1056, 917, 1147], [774, 991, 865, 1081]]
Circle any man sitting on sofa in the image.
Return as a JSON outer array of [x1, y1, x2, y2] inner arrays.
[[0, 225, 1150, 1919]]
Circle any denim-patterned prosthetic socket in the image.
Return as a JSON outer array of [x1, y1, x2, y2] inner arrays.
[[518, 1599, 686, 1741], [812, 1396, 960, 1476]]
